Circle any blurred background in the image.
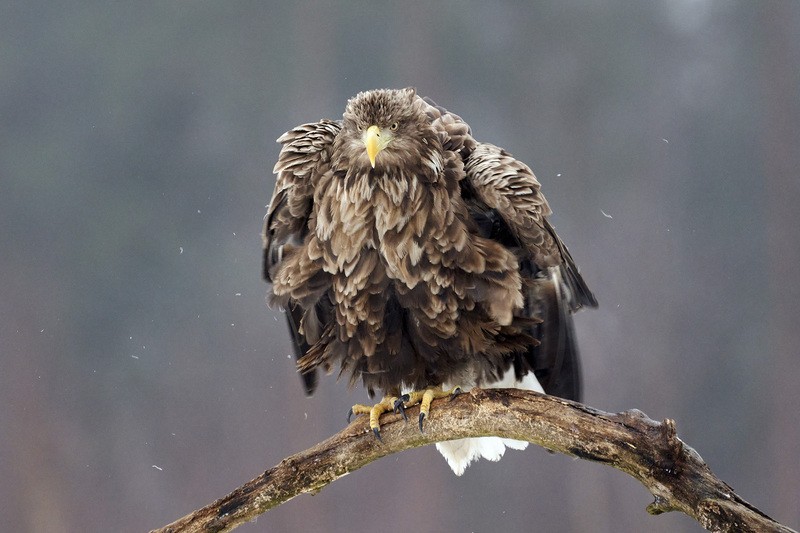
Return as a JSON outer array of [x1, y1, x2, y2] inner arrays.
[[2, 2, 798, 532]]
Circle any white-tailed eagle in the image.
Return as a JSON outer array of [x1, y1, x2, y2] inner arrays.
[[263, 88, 597, 475]]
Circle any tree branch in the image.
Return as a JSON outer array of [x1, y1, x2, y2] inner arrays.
[[151, 389, 796, 533]]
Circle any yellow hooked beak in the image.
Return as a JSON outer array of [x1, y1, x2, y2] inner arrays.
[[364, 125, 383, 168]]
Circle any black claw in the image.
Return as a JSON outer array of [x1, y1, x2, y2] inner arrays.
[[449, 387, 463, 401], [347, 408, 354, 423], [393, 398, 408, 422], [418, 412, 426, 433], [372, 426, 383, 442]]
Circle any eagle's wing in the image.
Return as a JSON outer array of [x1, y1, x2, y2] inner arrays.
[[463, 142, 597, 401], [263, 119, 341, 395]]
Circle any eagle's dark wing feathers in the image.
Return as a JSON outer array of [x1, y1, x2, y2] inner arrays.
[[462, 141, 597, 401], [263, 119, 341, 395]]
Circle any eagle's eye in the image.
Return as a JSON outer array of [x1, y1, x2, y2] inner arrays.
[[389, 122, 399, 131]]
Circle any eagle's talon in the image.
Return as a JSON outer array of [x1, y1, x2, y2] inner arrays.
[[349, 396, 397, 441], [393, 397, 408, 422], [449, 387, 463, 401], [418, 412, 426, 433]]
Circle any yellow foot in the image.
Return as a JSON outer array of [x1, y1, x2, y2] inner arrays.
[[347, 387, 462, 440], [347, 396, 400, 442], [398, 386, 462, 432]]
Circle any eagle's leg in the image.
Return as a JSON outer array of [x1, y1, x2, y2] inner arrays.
[[400, 386, 462, 432], [347, 396, 401, 442]]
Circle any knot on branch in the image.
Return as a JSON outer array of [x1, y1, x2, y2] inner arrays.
[[647, 495, 677, 515], [659, 418, 681, 457], [617, 411, 684, 480], [652, 418, 683, 479]]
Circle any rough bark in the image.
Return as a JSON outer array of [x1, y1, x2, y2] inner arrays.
[[151, 389, 796, 533]]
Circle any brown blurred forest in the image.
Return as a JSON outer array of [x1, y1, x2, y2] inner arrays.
[[1, 2, 798, 532]]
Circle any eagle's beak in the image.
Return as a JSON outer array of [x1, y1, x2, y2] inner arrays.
[[365, 125, 381, 168]]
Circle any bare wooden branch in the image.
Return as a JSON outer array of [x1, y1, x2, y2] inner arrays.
[[151, 389, 796, 533]]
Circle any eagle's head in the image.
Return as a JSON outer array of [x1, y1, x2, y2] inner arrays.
[[336, 88, 441, 174]]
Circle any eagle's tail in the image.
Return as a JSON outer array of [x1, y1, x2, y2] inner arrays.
[[435, 372, 544, 475]]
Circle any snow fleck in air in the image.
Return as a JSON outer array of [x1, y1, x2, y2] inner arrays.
[[235, 292, 242, 296], [661, 138, 669, 143], [601, 209, 613, 219], [287, 354, 292, 359], [131, 355, 139, 359], [556, 173, 562, 177], [152, 465, 163, 471], [179, 247, 184, 254]]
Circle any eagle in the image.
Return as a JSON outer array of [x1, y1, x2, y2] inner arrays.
[[263, 88, 597, 475]]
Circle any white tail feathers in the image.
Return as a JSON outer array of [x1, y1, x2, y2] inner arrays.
[[436, 372, 544, 475]]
